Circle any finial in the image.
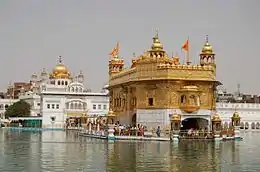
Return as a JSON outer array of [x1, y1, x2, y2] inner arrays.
[[205, 35, 209, 43], [155, 28, 159, 37], [58, 56, 62, 63]]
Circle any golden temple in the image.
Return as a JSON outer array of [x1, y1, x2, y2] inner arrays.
[[107, 30, 220, 129]]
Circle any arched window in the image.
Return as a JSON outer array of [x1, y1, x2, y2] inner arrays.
[[245, 122, 249, 130], [79, 87, 82, 92], [71, 87, 74, 92], [61, 81, 64, 85], [208, 57, 212, 63], [57, 81, 61, 85], [190, 95, 196, 105], [181, 95, 186, 104], [75, 87, 78, 92], [251, 122, 256, 129], [70, 103, 74, 109], [66, 103, 69, 109], [240, 122, 245, 129], [65, 81, 68, 85], [256, 122, 260, 129], [78, 103, 82, 109], [75, 102, 78, 109]]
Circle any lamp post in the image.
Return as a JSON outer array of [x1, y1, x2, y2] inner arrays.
[[106, 109, 116, 141], [211, 112, 222, 141], [231, 111, 241, 139], [170, 112, 181, 142], [50, 116, 56, 130]]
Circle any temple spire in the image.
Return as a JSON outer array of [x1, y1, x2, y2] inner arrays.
[[155, 28, 159, 37], [58, 56, 62, 63], [205, 35, 209, 44]]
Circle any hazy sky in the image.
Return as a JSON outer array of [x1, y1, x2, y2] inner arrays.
[[0, 0, 260, 93]]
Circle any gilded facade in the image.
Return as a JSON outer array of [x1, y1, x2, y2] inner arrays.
[[108, 31, 219, 129]]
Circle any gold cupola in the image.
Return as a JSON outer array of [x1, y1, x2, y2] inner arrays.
[[212, 112, 221, 122], [200, 35, 215, 66], [201, 35, 214, 54], [49, 56, 71, 79], [151, 29, 163, 51]]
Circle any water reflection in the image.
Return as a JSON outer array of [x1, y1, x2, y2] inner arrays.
[[0, 129, 260, 172]]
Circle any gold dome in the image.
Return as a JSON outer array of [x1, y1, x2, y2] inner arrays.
[[212, 112, 221, 121], [171, 112, 181, 121], [49, 56, 71, 79], [201, 35, 214, 54], [232, 111, 240, 119]]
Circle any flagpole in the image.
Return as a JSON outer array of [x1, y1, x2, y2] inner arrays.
[[187, 36, 191, 65]]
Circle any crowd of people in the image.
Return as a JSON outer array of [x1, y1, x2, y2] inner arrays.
[[113, 123, 162, 137]]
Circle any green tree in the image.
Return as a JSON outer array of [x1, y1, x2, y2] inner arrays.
[[5, 100, 31, 118]]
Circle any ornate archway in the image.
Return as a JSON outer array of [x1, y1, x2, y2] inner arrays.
[[181, 117, 208, 130]]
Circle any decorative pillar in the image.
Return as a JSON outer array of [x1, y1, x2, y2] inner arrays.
[[96, 118, 101, 135], [106, 109, 116, 140], [82, 113, 88, 133], [231, 111, 241, 139], [170, 112, 181, 142], [88, 122, 92, 135], [211, 113, 222, 141]]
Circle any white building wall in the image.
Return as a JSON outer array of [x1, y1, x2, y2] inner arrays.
[[41, 95, 66, 129], [86, 94, 109, 117], [136, 109, 212, 130], [217, 102, 260, 131]]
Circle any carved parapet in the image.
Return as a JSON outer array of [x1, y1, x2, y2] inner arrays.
[[157, 63, 213, 71]]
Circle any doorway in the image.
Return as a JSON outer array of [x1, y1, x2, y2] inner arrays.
[[181, 118, 208, 130], [132, 113, 136, 127]]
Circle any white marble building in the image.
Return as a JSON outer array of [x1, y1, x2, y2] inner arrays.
[[217, 102, 260, 130], [17, 56, 109, 129], [0, 99, 18, 119]]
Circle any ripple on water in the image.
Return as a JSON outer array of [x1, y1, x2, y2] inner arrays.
[[1, 130, 260, 172]]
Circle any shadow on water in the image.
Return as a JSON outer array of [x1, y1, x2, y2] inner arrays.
[[1, 129, 260, 172]]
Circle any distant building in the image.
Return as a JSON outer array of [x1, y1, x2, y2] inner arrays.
[[216, 86, 260, 131], [16, 56, 109, 129]]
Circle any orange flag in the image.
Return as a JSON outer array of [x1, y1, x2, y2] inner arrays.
[[109, 42, 120, 57], [109, 48, 116, 56], [182, 39, 189, 52]]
